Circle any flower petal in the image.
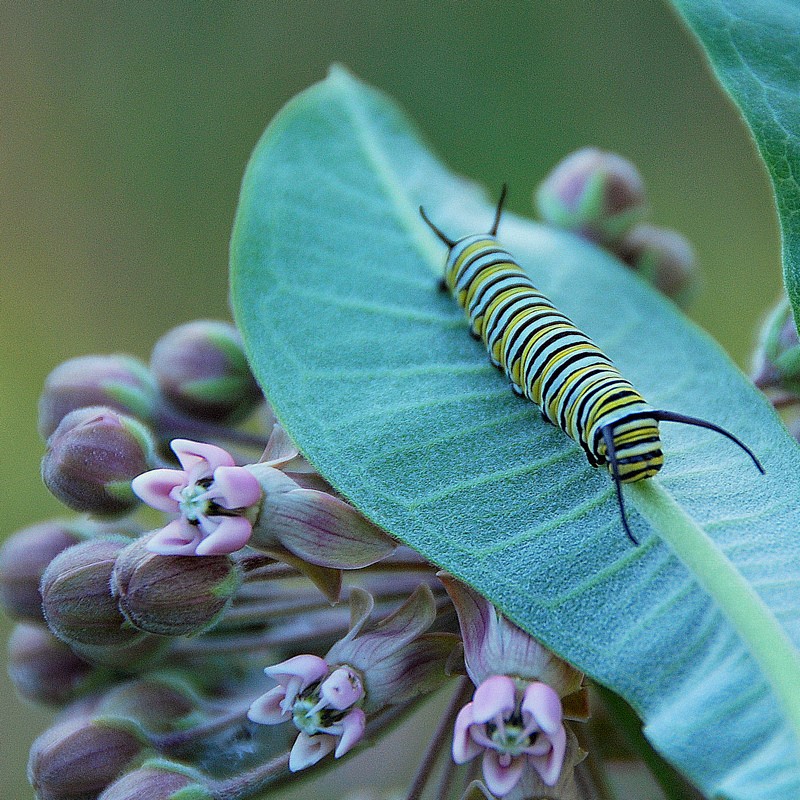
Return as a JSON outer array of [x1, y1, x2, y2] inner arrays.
[[211, 465, 262, 509], [319, 667, 364, 711], [521, 682, 563, 735], [264, 654, 329, 690], [145, 519, 202, 555], [289, 732, 336, 772], [247, 687, 289, 725], [528, 723, 567, 786], [194, 515, 253, 555], [131, 469, 186, 511], [171, 438, 234, 477], [472, 675, 517, 724], [452, 702, 482, 764], [482, 750, 525, 797], [334, 708, 366, 758]]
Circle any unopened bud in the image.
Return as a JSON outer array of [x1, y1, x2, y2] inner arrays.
[[8, 623, 95, 706], [98, 677, 197, 733], [111, 536, 241, 636], [39, 354, 157, 439], [616, 223, 698, 306], [40, 538, 143, 646], [535, 147, 647, 245], [150, 320, 261, 422], [41, 407, 156, 515], [99, 763, 213, 800], [28, 716, 145, 800], [752, 298, 800, 394], [0, 520, 81, 620], [69, 633, 167, 671]]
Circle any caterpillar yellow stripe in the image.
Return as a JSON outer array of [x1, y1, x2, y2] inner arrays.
[[420, 187, 763, 543]]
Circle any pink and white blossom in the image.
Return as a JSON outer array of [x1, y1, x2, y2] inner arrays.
[[247, 654, 366, 772], [453, 675, 567, 796], [131, 439, 261, 556]]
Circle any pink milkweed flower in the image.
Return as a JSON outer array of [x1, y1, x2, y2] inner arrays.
[[453, 675, 567, 796], [131, 439, 262, 556], [247, 654, 366, 771]]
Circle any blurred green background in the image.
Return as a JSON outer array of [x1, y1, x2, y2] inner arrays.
[[0, 2, 781, 797]]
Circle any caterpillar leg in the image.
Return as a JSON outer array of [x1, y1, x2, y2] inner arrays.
[[436, 277, 448, 293]]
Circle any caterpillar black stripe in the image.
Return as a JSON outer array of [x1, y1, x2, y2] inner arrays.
[[420, 186, 764, 544]]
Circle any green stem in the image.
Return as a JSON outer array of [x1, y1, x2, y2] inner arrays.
[[632, 480, 800, 748]]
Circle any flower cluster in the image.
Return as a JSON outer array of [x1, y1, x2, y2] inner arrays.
[[2, 184, 699, 800]]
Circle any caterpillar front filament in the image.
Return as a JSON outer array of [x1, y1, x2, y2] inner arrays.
[[420, 187, 763, 543]]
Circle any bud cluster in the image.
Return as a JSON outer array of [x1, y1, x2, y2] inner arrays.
[[535, 147, 698, 306], [751, 297, 800, 442], [3, 302, 669, 798], [38, 320, 264, 518]]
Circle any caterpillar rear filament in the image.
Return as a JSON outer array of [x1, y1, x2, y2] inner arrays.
[[420, 187, 763, 543]]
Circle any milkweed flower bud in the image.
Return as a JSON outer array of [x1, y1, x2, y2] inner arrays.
[[69, 632, 167, 671], [150, 320, 262, 423], [752, 298, 800, 394], [42, 407, 156, 516], [535, 147, 647, 245], [615, 223, 698, 306], [40, 538, 144, 647], [28, 716, 146, 800], [0, 520, 81, 620], [111, 536, 242, 635], [98, 762, 213, 800], [38, 354, 157, 439], [97, 677, 198, 734], [8, 623, 95, 706], [247, 462, 396, 570]]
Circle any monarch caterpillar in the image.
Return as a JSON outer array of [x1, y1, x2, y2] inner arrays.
[[420, 187, 764, 544]]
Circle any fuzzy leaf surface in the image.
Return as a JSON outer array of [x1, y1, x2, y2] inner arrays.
[[230, 68, 800, 799], [672, 0, 800, 325]]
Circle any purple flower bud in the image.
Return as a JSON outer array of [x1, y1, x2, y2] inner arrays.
[[247, 463, 396, 569], [39, 354, 157, 439], [28, 716, 146, 800], [752, 298, 800, 395], [111, 535, 242, 635], [535, 147, 647, 245], [68, 632, 167, 671], [8, 623, 95, 706], [42, 407, 156, 516], [150, 320, 262, 423], [40, 538, 144, 647], [97, 677, 198, 733], [98, 763, 213, 800], [0, 520, 81, 620], [615, 223, 698, 306]]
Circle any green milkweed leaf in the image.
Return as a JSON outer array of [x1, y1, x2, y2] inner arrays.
[[230, 67, 800, 799], [670, 0, 800, 327]]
